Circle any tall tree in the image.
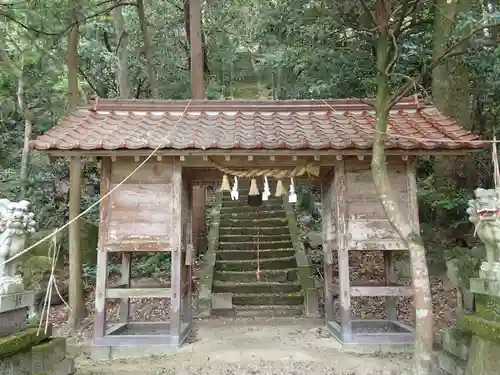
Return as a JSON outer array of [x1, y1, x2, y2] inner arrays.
[[112, 1, 131, 98], [67, 0, 86, 328], [137, 0, 157, 97]]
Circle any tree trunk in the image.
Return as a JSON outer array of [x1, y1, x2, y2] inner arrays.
[[17, 57, 32, 198], [67, 0, 86, 328], [137, 0, 158, 98], [372, 1, 433, 374], [112, 1, 131, 98], [432, 0, 477, 205]]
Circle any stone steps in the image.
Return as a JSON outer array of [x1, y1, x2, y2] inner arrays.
[[219, 240, 293, 250], [218, 234, 292, 243], [216, 249, 295, 261], [214, 268, 299, 283], [219, 226, 290, 236], [234, 304, 304, 318], [219, 210, 287, 219], [215, 256, 297, 272], [213, 281, 302, 294], [211, 191, 304, 318], [219, 217, 288, 227], [232, 292, 304, 306]]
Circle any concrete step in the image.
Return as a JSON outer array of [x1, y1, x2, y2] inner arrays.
[[215, 256, 297, 272], [214, 268, 299, 282], [219, 217, 288, 227], [219, 209, 287, 219], [213, 281, 302, 294], [234, 304, 303, 318], [219, 226, 290, 236], [232, 292, 304, 306], [219, 240, 293, 250], [216, 249, 295, 261], [218, 234, 292, 243]]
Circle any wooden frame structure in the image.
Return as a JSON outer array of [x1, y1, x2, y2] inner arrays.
[[31, 97, 484, 352], [322, 155, 417, 345], [91, 157, 194, 350]]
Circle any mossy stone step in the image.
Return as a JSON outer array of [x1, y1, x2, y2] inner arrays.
[[215, 256, 297, 271], [219, 217, 288, 227], [213, 281, 301, 294], [216, 249, 295, 261], [235, 305, 303, 318], [218, 234, 291, 243], [221, 201, 283, 210], [219, 210, 287, 219], [219, 240, 293, 250], [214, 268, 299, 282], [219, 226, 290, 236], [232, 292, 304, 306]]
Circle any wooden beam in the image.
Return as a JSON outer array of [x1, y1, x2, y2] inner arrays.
[[68, 156, 85, 328], [106, 288, 172, 299], [42, 149, 479, 158], [189, 0, 204, 99]]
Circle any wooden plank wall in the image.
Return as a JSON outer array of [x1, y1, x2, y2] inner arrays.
[[344, 158, 411, 251], [102, 156, 177, 251]]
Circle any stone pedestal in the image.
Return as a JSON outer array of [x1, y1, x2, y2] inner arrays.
[[460, 277, 500, 375], [0, 288, 74, 374]]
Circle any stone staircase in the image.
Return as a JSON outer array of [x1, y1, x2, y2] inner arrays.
[[211, 189, 305, 317]]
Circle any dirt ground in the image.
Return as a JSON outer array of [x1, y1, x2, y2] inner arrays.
[[74, 317, 412, 375]]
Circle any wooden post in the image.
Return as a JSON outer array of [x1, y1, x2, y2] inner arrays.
[[170, 161, 182, 340], [189, 0, 204, 99], [68, 156, 85, 328], [192, 185, 206, 254], [94, 157, 111, 339], [334, 159, 351, 340], [119, 252, 132, 323], [384, 251, 397, 321], [321, 171, 334, 322]]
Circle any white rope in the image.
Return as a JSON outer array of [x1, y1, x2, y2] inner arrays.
[[0, 99, 192, 269]]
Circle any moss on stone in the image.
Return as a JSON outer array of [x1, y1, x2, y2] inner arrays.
[[0, 328, 49, 360], [460, 314, 500, 344], [475, 295, 500, 322], [466, 334, 500, 375]]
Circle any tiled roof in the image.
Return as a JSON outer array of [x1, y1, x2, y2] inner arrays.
[[31, 97, 486, 151]]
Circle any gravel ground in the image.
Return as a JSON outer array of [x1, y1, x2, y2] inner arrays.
[[74, 317, 412, 375]]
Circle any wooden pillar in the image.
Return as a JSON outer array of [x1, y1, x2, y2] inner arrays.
[[321, 170, 334, 322], [94, 157, 111, 340], [334, 159, 351, 340], [384, 251, 397, 321], [119, 253, 132, 323], [68, 156, 85, 328], [170, 161, 182, 339], [192, 185, 206, 254]]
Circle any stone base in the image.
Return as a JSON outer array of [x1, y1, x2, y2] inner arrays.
[[466, 335, 500, 375], [460, 314, 500, 343], [433, 348, 467, 375], [0, 275, 24, 295], [0, 290, 35, 314], [0, 329, 74, 375], [0, 307, 28, 337], [479, 262, 500, 281], [441, 327, 472, 361], [470, 278, 500, 297]]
